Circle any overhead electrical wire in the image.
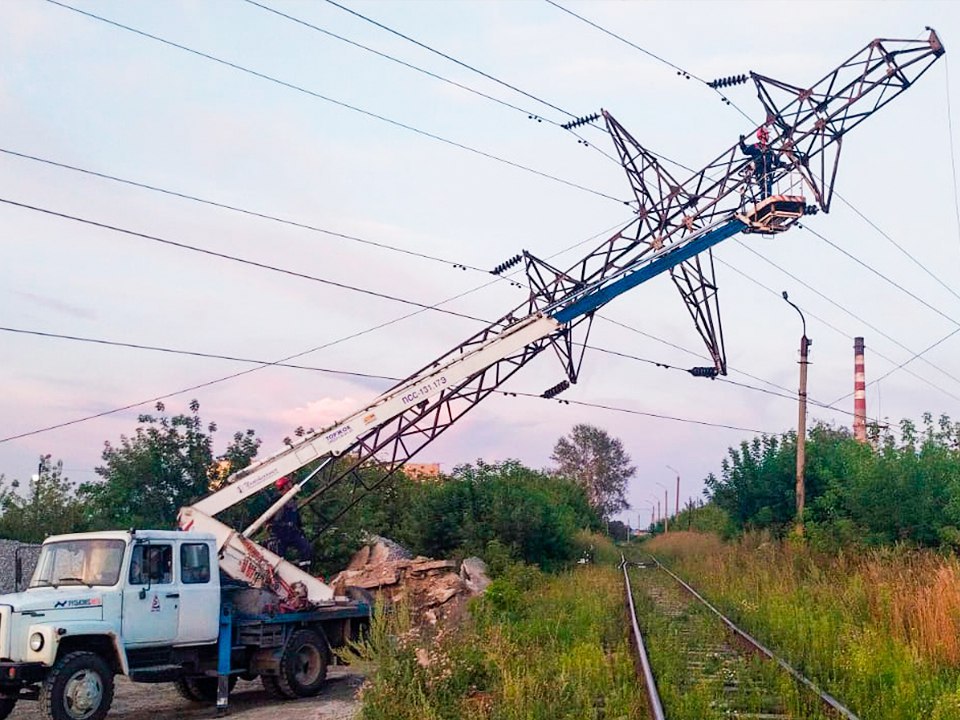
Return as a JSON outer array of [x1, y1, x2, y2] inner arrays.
[[0, 327, 401, 382], [945, 56, 960, 254], [716, 255, 960, 406], [830, 327, 960, 406], [501, 391, 772, 434], [732, 240, 960, 392], [0, 148, 492, 273], [323, 0, 576, 121], [543, 0, 756, 123], [0, 327, 776, 442], [0, 197, 492, 324], [243, 0, 623, 168], [42, 0, 628, 205], [802, 222, 960, 330]]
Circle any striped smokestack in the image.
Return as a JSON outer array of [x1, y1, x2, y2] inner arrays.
[[854, 337, 867, 443]]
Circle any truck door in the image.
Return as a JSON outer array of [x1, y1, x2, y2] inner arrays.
[[175, 541, 219, 644], [122, 543, 180, 645]]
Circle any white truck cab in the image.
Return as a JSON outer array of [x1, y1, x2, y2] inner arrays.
[[0, 530, 218, 720]]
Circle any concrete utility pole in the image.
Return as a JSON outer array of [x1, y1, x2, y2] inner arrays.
[[656, 481, 669, 533], [783, 291, 810, 534], [667, 465, 680, 519]]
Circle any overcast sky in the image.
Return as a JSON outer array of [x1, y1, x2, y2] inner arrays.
[[3, 0, 960, 528]]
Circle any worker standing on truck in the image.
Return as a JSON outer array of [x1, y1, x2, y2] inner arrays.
[[269, 476, 313, 565]]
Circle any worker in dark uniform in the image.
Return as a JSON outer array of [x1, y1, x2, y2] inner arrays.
[[739, 126, 783, 198], [268, 476, 313, 565]]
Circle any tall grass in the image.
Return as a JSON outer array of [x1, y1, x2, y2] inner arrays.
[[643, 532, 960, 719], [351, 557, 647, 720]]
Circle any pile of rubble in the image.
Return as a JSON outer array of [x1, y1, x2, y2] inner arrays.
[[330, 536, 490, 626]]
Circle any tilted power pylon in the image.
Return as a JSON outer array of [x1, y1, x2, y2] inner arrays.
[[187, 30, 945, 541]]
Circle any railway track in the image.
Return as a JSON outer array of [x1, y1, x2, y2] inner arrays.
[[622, 555, 859, 720]]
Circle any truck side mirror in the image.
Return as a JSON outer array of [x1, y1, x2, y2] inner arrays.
[[14, 553, 22, 592]]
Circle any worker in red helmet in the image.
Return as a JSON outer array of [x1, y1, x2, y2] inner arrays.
[[267, 476, 313, 565], [739, 126, 783, 199]]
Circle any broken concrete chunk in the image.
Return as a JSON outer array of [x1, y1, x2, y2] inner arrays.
[[460, 556, 491, 595]]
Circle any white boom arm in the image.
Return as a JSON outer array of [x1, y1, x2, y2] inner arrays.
[[178, 313, 560, 605], [192, 313, 558, 517]]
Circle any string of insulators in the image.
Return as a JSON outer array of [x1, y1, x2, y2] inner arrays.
[[707, 74, 749, 89], [490, 254, 523, 275], [542, 380, 570, 399], [804, 204, 820, 216], [688, 366, 719, 378], [561, 112, 600, 130]]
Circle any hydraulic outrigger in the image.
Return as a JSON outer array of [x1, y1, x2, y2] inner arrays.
[[178, 29, 945, 606]]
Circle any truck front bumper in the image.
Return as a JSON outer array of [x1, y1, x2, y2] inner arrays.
[[0, 661, 46, 685]]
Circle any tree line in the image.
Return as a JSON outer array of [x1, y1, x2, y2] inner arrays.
[[703, 414, 960, 550], [0, 403, 634, 576]]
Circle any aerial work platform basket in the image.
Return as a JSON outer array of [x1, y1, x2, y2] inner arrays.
[[738, 194, 807, 234]]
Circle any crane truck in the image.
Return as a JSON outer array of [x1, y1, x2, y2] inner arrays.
[[0, 28, 943, 720]]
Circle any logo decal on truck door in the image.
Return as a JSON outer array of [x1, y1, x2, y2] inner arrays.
[[151, 594, 161, 612]]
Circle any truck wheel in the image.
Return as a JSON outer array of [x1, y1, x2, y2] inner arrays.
[[40, 651, 114, 720], [0, 697, 16, 720], [275, 629, 328, 698], [175, 675, 237, 703]]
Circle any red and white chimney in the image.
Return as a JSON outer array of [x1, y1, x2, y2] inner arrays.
[[854, 337, 867, 443]]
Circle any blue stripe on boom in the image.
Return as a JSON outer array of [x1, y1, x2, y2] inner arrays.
[[551, 219, 747, 324]]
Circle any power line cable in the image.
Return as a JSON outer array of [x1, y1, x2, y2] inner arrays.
[[544, 0, 756, 123], [946, 56, 960, 257], [834, 193, 960, 306], [731, 240, 960, 392], [0, 147, 491, 273], [244, 0, 623, 168], [0, 197, 491, 324], [801, 222, 960, 330], [714, 255, 960, 408], [499, 390, 773, 434], [0, 327, 401, 382], [43, 0, 628, 205], [831, 327, 960, 406], [323, 0, 577, 121]]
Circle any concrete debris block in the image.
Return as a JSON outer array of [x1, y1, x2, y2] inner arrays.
[[408, 560, 457, 574], [350, 567, 399, 590], [347, 544, 370, 570], [362, 534, 413, 563], [330, 538, 486, 628], [426, 574, 462, 606], [460, 556, 491, 595]]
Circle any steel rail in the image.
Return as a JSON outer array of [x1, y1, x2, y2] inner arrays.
[[620, 554, 666, 720], [647, 555, 861, 720]]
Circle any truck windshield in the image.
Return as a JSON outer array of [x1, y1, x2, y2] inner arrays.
[[30, 539, 126, 588]]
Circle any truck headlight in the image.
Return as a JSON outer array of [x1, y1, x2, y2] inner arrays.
[[29, 633, 44, 652]]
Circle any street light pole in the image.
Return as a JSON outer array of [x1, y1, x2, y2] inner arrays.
[[783, 291, 811, 535], [666, 465, 680, 519]]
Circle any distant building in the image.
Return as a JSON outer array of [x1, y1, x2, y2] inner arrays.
[[404, 463, 441, 481]]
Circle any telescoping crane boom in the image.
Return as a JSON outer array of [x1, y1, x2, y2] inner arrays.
[[180, 30, 944, 606]]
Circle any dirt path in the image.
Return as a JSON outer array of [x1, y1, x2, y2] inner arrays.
[[9, 666, 364, 720]]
